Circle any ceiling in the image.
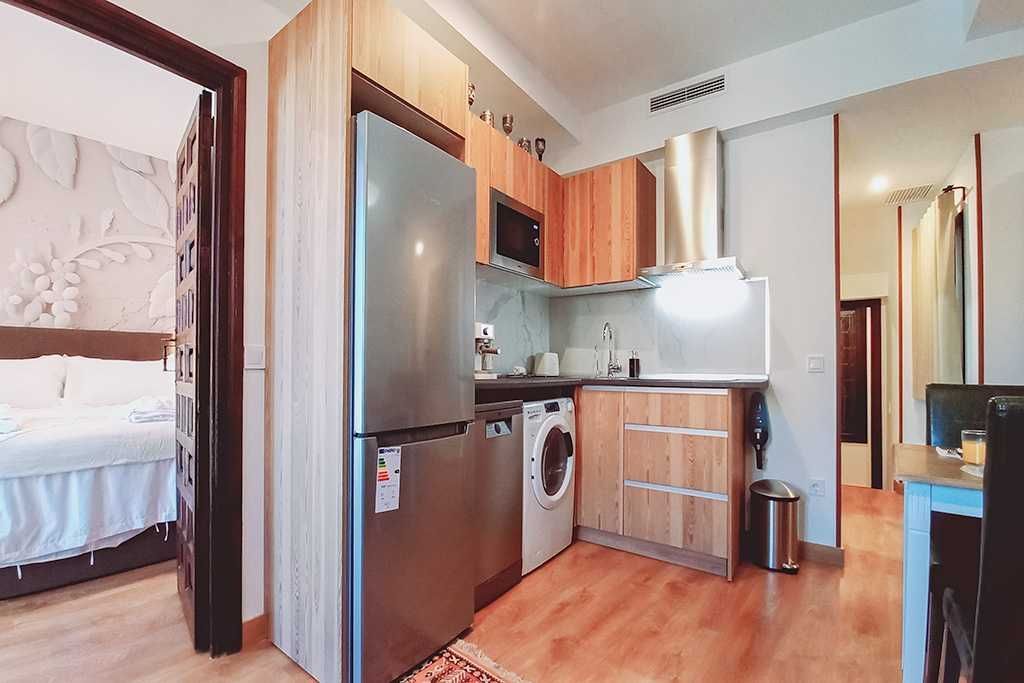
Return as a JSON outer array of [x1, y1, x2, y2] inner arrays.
[[110, 0, 310, 47], [838, 56, 1024, 209], [0, 3, 200, 160], [462, 0, 917, 113]]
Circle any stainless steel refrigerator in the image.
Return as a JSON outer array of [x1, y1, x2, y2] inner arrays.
[[350, 111, 476, 683]]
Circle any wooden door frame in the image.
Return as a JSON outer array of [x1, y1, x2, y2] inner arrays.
[[2, 0, 246, 656]]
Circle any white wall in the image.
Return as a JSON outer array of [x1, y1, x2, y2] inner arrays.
[[547, 0, 1024, 175], [979, 126, 1024, 383], [725, 115, 837, 546]]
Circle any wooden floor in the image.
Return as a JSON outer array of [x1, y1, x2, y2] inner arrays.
[[0, 561, 310, 682], [467, 485, 904, 682], [0, 485, 901, 682]]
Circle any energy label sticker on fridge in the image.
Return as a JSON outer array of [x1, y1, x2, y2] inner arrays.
[[374, 447, 401, 513]]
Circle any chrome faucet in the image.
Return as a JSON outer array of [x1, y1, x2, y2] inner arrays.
[[602, 322, 622, 376]]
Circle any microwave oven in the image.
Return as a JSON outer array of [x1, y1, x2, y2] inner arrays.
[[489, 188, 543, 279]]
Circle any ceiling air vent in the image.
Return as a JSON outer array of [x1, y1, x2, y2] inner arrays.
[[650, 74, 726, 114], [885, 184, 934, 206]]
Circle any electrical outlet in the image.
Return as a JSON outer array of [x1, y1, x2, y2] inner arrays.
[[809, 478, 826, 497]]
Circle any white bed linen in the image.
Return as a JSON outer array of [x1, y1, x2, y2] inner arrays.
[[0, 404, 175, 568], [0, 460, 176, 568], [0, 404, 174, 479]]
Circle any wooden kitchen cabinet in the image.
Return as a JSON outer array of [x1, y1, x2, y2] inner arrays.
[[562, 157, 656, 287], [351, 0, 468, 137], [623, 487, 729, 558], [576, 387, 746, 579], [562, 172, 594, 287], [488, 125, 512, 196], [488, 126, 544, 211], [466, 114, 491, 264], [575, 387, 623, 534], [543, 166, 565, 287]]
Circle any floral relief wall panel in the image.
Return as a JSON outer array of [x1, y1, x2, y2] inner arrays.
[[0, 114, 174, 332]]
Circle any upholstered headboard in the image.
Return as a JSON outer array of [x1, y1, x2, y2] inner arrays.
[[0, 326, 169, 361], [925, 383, 1024, 447]]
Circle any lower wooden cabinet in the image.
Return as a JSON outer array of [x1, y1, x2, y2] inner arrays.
[[576, 386, 746, 579], [623, 486, 728, 558], [575, 387, 623, 534], [623, 427, 728, 494]]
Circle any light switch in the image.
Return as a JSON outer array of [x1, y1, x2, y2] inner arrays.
[[245, 344, 266, 370], [806, 354, 825, 373]]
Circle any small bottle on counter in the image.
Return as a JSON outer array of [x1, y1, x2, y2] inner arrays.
[[629, 350, 641, 378]]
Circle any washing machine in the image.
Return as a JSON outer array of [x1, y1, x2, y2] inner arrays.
[[522, 398, 576, 575]]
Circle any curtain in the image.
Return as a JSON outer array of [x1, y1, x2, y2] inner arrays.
[[912, 191, 963, 399]]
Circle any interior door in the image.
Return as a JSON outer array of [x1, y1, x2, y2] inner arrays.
[[175, 91, 213, 651], [839, 303, 868, 444]]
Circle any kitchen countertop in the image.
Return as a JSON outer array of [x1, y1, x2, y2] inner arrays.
[[475, 373, 770, 390], [894, 443, 983, 490]]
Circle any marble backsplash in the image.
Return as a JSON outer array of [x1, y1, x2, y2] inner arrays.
[[475, 277, 551, 373], [549, 278, 768, 376]]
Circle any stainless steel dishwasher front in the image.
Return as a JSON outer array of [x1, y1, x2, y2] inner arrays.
[[470, 400, 524, 610]]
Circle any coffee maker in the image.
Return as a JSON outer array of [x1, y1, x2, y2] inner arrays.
[[474, 322, 501, 380]]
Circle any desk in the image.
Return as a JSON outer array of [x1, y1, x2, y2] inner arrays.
[[895, 443, 983, 683]]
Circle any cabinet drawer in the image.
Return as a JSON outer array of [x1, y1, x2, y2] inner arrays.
[[623, 485, 727, 558], [623, 390, 729, 431], [624, 426, 727, 494]]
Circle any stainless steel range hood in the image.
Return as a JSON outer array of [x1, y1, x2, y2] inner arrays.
[[640, 127, 745, 280]]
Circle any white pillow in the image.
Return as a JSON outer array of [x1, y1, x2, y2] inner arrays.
[[0, 355, 67, 408], [63, 356, 174, 406]]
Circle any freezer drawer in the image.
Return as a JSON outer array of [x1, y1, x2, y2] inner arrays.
[[353, 432, 474, 682]]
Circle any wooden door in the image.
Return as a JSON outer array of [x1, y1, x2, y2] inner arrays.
[[563, 171, 594, 287], [175, 92, 213, 651], [576, 389, 623, 533], [839, 302, 868, 443]]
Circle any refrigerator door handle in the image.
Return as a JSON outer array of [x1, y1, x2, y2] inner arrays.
[[374, 421, 470, 449]]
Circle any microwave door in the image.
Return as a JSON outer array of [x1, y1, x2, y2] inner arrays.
[[490, 189, 543, 279]]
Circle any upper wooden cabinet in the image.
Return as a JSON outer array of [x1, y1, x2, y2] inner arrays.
[[465, 114, 491, 264], [562, 172, 594, 287], [486, 126, 544, 211], [543, 167, 564, 287], [467, 119, 550, 266], [351, 0, 468, 137], [563, 158, 656, 287]]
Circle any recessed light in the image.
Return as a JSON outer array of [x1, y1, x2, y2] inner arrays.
[[869, 175, 889, 193]]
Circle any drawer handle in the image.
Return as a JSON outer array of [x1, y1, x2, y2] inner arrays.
[[624, 479, 728, 501], [624, 423, 728, 438]]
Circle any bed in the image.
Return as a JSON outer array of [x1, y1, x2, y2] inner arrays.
[[0, 327, 177, 599]]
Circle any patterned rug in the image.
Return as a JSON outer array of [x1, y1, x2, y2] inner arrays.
[[400, 639, 530, 683]]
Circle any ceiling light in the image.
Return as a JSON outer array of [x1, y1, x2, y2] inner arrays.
[[869, 175, 889, 193]]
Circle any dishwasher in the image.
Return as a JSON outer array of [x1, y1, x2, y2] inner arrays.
[[470, 401, 523, 610]]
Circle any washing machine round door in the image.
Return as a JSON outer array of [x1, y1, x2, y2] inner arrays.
[[531, 417, 574, 510]]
